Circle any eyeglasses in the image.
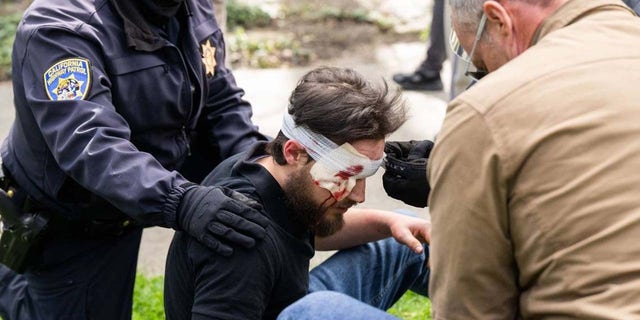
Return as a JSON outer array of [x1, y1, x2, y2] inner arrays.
[[449, 13, 488, 81]]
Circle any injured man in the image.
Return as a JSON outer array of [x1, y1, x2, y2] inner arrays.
[[163, 66, 431, 320]]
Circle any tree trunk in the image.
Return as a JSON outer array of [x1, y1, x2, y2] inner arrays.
[[212, 0, 227, 34]]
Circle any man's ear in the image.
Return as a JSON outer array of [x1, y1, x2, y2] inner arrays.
[[484, 1, 513, 38], [283, 140, 309, 166]]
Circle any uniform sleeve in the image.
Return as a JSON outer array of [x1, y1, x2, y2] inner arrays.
[[189, 233, 276, 320], [623, 0, 640, 14], [427, 101, 519, 319], [17, 26, 188, 226], [199, 26, 267, 159]]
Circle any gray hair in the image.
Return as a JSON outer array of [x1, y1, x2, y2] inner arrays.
[[449, 0, 486, 29], [449, 0, 554, 29]]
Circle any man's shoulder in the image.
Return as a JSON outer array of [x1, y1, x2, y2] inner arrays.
[[457, 12, 640, 117], [202, 152, 244, 185], [173, 226, 284, 276], [17, 0, 115, 46], [22, 0, 108, 27], [200, 144, 269, 201]]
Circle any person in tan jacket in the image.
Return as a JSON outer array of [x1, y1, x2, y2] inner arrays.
[[427, 0, 640, 319], [276, 1, 640, 319]]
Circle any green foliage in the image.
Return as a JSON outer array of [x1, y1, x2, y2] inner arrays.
[[388, 290, 432, 320], [0, 12, 21, 81], [420, 26, 432, 42], [228, 28, 313, 69], [133, 274, 165, 320], [226, 0, 272, 31]]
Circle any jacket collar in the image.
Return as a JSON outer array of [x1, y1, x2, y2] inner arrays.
[[531, 0, 635, 46], [109, 0, 191, 51], [234, 142, 312, 239]]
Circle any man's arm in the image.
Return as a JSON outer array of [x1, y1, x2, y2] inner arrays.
[[17, 27, 188, 223], [200, 25, 267, 159], [428, 102, 518, 319], [314, 208, 430, 253], [16, 28, 267, 254]]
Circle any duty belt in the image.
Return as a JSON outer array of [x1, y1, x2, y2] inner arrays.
[[46, 215, 137, 239], [2, 165, 138, 236], [0, 166, 138, 273]]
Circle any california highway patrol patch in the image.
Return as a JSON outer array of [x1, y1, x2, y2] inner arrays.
[[43, 58, 91, 101]]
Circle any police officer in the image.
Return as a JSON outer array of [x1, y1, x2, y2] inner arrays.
[[0, 0, 270, 319]]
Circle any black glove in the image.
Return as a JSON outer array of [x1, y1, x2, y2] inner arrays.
[[383, 140, 434, 208], [177, 185, 269, 256]]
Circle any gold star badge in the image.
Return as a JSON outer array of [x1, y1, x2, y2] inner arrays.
[[201, 40, 217, 77]]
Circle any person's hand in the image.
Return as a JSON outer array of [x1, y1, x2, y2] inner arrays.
[[388, 213, 431, 254], [177, 185, 269, 256], [383, 140, 434, 208]]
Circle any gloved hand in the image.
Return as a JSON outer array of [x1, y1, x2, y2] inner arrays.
[[177, 185, 269, 256], [383, 140, 434, 208]]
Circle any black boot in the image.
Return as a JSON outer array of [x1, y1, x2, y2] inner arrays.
[[392, 70, 443, 91]]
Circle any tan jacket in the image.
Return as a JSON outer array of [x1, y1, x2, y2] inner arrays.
[[428, 0, 640, 319]]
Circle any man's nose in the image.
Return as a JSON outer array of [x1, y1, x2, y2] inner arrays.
[[348, 179, 366, 203]]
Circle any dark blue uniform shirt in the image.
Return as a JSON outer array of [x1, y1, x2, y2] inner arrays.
[[624, 0, 640, 13], [0, 0, 265, 225], [164, 142, 315, 320]]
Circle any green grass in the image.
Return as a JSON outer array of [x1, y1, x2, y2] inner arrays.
[[133, 274, 165, 320], [133, 274, 431, 319], [388, 290, 432, 319]]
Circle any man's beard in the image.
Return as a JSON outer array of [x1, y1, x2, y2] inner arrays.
[[283, 168, 353, 237]]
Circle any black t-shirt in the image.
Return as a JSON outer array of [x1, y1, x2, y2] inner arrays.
[[164, 142, 315, 320]]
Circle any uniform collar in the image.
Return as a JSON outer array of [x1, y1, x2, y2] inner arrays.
[[531, 0, 635, 46], [110, 0, 189, 51]]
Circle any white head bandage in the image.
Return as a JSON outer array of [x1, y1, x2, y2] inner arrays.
[[281, 112, 383, 200]]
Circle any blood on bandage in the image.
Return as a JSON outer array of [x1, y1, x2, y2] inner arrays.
[[334, 165, 364, 180], [332, 189, 347, 200]]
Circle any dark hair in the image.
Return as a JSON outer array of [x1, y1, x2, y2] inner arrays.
[[266, 66, 407, 165]]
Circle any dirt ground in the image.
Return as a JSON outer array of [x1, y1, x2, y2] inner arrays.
[[280, 1, 422, 58], [228, 0, 432, 69]]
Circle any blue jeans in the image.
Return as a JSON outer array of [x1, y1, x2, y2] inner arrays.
[[278, 237, 430, 319]]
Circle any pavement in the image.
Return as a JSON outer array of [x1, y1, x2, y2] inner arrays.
[[0, 40, 457, 276]]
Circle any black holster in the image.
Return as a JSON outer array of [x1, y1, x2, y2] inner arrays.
[[0, 177, 50, 274], [0, 166, 139, 273]]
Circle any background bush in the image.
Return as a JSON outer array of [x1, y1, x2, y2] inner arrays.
[[227, 0, 272, 30], [0, 12, 21, 81]]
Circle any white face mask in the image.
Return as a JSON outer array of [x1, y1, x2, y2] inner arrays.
[[281, 113, 383, 201]]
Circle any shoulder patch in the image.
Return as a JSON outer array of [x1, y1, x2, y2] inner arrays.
[[43, 58, 91, 101]]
